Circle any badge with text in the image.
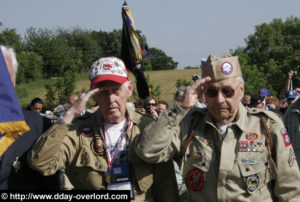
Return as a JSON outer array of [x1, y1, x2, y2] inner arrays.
[[245, 133, 258, 140], [246, 175, 259, 192], [281, 128, 291, 147], [186, 169, 205, 191], [79, 125, 94, 137]]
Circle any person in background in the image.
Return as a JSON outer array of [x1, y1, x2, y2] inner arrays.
[[144, 95, 159, 119], [249, 94, 266, 109], [175, 86, 186, 102], [135, 54, 300, 201], [29, 97, 44, 114], [134, 99, 145, 114], [285, 69, 300, 96], [241, 94, 251, 107], [157, 100, 168, 116], [0, 45, 62, 190], [266, 96, 283, 119], [286, 90, 298, 107], [28, 56, 179, 201]]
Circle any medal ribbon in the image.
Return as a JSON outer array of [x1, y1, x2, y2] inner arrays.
[[101, 120, 133, 168]]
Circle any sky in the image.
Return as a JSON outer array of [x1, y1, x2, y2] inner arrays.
[[1, 0, 300, 69]]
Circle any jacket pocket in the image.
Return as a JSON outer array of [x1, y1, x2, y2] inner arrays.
[[237, 154, 268, 194], [183, 136, 214, 174]]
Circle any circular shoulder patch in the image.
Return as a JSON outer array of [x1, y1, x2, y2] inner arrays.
[[186, 169, 205, 191], [220, 62, 233, 75]]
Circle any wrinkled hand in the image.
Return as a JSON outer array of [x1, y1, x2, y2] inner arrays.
[[177, 76, 211, 110], [62, 88, 100, 124]]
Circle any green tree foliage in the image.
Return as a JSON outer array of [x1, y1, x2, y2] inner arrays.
[[0, 24, 24, 52], [44, 70, 75, 110], [143, 47, 178, 70], [145, 74, 161, 99], [17, 51, 43, 83], [234, 16, 300, 98], [176, 79, 192, 88]]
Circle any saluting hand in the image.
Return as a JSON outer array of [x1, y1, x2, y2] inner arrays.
[[177, 76, 211, 110], [62, 88, 100, 124]]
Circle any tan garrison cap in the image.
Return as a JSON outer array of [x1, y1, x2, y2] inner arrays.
[[201, 55, 242, 81]]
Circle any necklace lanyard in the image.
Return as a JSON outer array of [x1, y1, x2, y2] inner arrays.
[[101, 120, 133, 167]]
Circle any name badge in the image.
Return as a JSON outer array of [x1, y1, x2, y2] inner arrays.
[[112, 162, 130, 182]]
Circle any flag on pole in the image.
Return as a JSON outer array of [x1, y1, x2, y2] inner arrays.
[[0, 48, 30, 156], [121, 2, 150, 99]]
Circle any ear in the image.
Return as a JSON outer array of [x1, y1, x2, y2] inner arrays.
[[238, 83, 245, 101], [127, 81, 133, 97]]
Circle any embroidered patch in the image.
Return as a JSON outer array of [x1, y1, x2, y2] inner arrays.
[[281, 128, 291, 147], [195, 136, 214, 145], [288, 148, 296, 167], [239, 140, 265, 152], [241, 159, 260, 165], [186, 169, 205, 191], [245, 133, 258, 140], [220, 62, 233, 75], [246, 175, 259, 192], [91, 135, 105, 156], [79, 125, 93, 137]]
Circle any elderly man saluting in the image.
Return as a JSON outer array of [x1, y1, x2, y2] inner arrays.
[[136, 54, 300, 201], [28, 56, 178, 201]]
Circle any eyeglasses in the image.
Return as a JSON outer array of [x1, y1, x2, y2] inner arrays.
[[147, 103, 157, 106], [205, 86, 239, 98]]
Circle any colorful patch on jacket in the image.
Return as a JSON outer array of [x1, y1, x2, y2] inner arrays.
[[281, 128, 291, 147], [239, 140, 264, 152], [195, 136, 213, 146], [79, 125, 94, 137], [245, 133, 258, 140], [246, 175, 259, 192], [186, 169, 205, 191]]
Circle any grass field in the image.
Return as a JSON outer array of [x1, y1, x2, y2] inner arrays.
[[16, 68, 202, 108]]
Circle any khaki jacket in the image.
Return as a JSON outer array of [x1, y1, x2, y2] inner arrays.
[[284, 98, 300, 169], [136, 102, 300, 202], [28, 107, 156, 201]]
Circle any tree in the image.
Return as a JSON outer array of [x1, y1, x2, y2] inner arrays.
[[143, 48, 178, 70], [17, 51, 43, 83], [0, 23, 24, 52], [233, 16, 300, 98]]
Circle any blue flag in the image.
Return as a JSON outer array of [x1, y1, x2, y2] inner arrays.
[[0, 48, 29, 156]]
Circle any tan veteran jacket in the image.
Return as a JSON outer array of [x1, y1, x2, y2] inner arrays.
[[28, 107, 155, 201], [136, 102, 300, 202]]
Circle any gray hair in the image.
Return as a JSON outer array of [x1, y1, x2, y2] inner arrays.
[[0, 45, 18, 76]]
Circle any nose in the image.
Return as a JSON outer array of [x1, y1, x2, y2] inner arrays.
[[215, 90, 226, 103], [107, 91, 117, 103]]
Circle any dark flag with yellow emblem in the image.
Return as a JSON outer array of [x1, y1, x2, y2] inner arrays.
[[120, 2, 150, 99], [0, 48, 30, 156]]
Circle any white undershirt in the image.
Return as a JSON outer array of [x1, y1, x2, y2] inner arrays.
[[103, 119, 129, 162], [216, 122, 232, 138]]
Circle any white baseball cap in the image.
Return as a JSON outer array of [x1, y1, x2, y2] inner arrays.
[[89, 57, 129, 88]]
